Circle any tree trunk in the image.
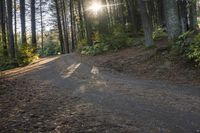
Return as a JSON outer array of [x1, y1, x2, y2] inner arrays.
[[14, 0, 17, 49], [70, 0, 75, 51], [31, 0, 37, 48], [20, 0, 27, 45], [78, 0, 84, 40], [61, 0, 69, 53], [81, 0, 93, 46], [137, 0, 154, 46], [7, 0, 15, 58], [163, 0, 181, 39], [40, 0, 44, 53], [0, 0, 8, 56], [189, 0, 198, 29], [54, 0, 64, 54]]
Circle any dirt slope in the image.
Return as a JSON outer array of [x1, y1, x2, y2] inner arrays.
[[80, 44, 200, 85]]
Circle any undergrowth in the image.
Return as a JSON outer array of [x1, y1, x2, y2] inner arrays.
[[0, 45, 38, 71], [175, 30, 200, 67]]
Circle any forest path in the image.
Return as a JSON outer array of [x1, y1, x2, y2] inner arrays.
[[1, 54, 200, 133]]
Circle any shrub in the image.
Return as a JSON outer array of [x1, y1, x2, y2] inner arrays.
[[81, 43, 109, 56], [17, 45, 39, 65], [38, 41, 60, 56], [175, 31, 200, 66], [77, 39, 88, 52], [0, 44, 38, 71], [78, 24, 144, 56], [187, 34, 200, 66]]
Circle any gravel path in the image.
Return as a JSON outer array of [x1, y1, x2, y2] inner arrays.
[[1, 54, 200, 133]]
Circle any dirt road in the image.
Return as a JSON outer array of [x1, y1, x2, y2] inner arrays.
[[1, 54, 200, 133]]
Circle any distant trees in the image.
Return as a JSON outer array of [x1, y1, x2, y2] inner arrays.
[[0, 0, 199, 60]]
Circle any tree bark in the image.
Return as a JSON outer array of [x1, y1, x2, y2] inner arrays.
[[40, 0, 44, 53], [70, 0, 75, 51], [7, 0, 15, 58], [31, 0, 37, 48], [137, 0, 154, 46], [189, 0, 198, 29], [20, 0, 27, 45], [163, 0, 181, 39], [0, 0, 8, 56], [54, 0, 64, 54]]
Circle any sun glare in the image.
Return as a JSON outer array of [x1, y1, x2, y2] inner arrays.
[[88, 2, 102, 15]]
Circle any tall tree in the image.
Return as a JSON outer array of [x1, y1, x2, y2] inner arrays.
[[7, 0, 15, 58], [61, 0, 70, 53], [163, 0, 181, 39], [189, 0, 198, 29], [0, 0, 8, 56], [178, 0, 188, 33], [20, 0, 27, 44], [31, 0, 37, 48], [14, 0, 17, 48], [82, 0, 93, 46], [137, 0, 154, 46], [77, 0, 84, 40], [40, 0, 44, 52], [70, 0, 75, 51], [54, 0, 64, 54]]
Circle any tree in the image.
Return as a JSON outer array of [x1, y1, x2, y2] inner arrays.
[[54, 0, 64, 54], [0, 0, 8, 56], [82, 0, 93, 46], [163, 0, 181, 39], [7, 0, 15, 58], [20, 0, 27, 44], [61, 0, 70, 53], [70, 0, 75, 51], [189, 0, 198, 29], [31, 0, 37, 48], [14, 0, 18, 48], [137, 0, 154, 46], [40, 0, 44, 52]]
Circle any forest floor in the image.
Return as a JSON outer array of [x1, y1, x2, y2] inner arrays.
[[80, 39, 200, 85], [0, 46, 200, 132]]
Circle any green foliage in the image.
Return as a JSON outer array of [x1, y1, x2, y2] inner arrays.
[[153, 26, 167, 40], [175, 30, 194, 54], [127, 37, 144, 46], [17, 45, 39, 65], [187, 34, 200, 66], [38, 41, 60, 56], [100, 24, 131, 51], [0, 44, 38, 71], [175, 31, 200, 66], [77, 39, 88, 52], [78, 24, 144, 56], [81, 43, 109, 56]]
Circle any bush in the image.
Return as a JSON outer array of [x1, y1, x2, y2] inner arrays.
[[77, 39, 88, 52], [81, 43, 109, 56], [175, 31, 200, 66], [0, 44, 38, 71], [38, 41, 60, 56], [17, 45, 39, 65], [187, 34, 200, 66], [78, 24, 144, 56]]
